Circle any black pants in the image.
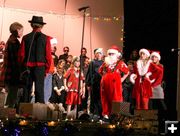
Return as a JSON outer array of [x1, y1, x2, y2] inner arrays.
[[149, 99, 167, 133], [90, 85, 102, 117], [23, 66, 45, 103]]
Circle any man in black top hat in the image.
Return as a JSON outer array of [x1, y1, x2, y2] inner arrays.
[[18, 15, 52, 103]]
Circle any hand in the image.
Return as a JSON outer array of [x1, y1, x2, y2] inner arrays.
[[56, 89, 61, 96], [64, 86, 69, 92], [87, 86, 91, 91], [31, 91, 35, 97]]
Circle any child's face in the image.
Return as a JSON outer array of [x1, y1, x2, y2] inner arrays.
[[57, 61, 65, 73], [67, 56, 73, 63], [74, 61, 80, 67], [84, 58, 89, 66], [151, 55, 159, 63], [17, 28, 23, 38], [95, 52, 103, 60], [128, 64, 133, 71], [140, 52, 148, 60]]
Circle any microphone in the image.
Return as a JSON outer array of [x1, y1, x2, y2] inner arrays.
[[78, 6, 90, 11], [171, 48, 180, 52]]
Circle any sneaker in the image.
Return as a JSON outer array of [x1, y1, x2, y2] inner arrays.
[[102, 117, 110, 123]]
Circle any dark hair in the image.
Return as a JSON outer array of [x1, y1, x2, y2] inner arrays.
[[81, 47, 87, 51], [63, 46, 69, 51]]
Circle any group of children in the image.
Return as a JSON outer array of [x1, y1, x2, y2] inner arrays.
[[43, 45, 166, 123]]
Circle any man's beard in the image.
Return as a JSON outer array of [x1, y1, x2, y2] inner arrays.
[[105, 55, 118, 65]]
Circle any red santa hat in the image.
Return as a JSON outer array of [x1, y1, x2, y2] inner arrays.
[[150, 51, 161, 60], [107, 45, 122, 57], [139, 48, 150, 57], [50, 38, 57, 46]]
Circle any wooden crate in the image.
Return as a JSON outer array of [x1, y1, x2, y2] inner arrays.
[[0, 107, 16, 119], [47, 109, 62, 120], [134, 109, 158, 120], [0, 92, 7, 107], [19, 103, 48, 120], [132, 120, 158, 134], [112, 101, 130, 114]]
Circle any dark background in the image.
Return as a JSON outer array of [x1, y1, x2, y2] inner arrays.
[[123, 0, 178, 120]]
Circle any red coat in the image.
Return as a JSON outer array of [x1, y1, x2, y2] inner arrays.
[[131, 60, 159, 99], [99, 60, 129, 101], [150, 64, 164, 88], [64, 68, 84, 92]]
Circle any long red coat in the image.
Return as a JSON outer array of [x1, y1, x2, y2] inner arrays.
[[131, 60, 159, 99], [99, 60, 129, 116]]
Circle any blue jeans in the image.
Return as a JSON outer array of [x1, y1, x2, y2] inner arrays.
[[44, 73, 52, 103]]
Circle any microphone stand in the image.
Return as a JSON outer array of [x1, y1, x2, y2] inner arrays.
[[176, 50, 180, 120], [76, 8, 87, 119]]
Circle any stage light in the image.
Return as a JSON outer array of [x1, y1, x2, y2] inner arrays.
[[47, 121, 56, 127], [19, 120, 28, 126]]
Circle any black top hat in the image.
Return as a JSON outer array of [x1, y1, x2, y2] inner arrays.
[[28, 16, 46, 25]]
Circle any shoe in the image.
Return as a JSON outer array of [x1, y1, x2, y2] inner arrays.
[[102, 117, 110, 123], [58, 104, 65, 112]]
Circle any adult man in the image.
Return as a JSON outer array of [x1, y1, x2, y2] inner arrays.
[[59, 46, 69, 63], [99, 46, 129, 121], [18, 16, 52, 103]]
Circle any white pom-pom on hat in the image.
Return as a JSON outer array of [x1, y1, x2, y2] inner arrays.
[[50, 38, 58, 46]]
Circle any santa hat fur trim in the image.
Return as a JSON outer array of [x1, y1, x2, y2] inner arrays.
[[139, 48, 150, 57], [107, 45, 121, 57], [150, 52, 161, 60], [50, 38, 58, 46], [94, 48, 103, 54]]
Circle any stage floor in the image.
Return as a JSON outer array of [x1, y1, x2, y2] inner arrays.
[[0, 118, 160, 136]]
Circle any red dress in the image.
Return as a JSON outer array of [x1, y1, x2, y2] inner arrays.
[[99, 60, 129, 116], [64, 68, 84, 105]]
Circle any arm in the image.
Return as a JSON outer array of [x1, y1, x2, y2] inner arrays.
[[121, 71, 129, 82], [45, 36, 52, 74], [18, 37, 25, 65]]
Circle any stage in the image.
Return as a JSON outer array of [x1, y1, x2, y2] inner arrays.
[[0, 109, 160, 136], [0, 119, 159, 136]]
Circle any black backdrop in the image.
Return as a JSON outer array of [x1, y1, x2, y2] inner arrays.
[[123, 0, 178, 120]]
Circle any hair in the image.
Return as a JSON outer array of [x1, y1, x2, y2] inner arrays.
[[63, 46, 69, 51], [9, 22, 23, 37], [57, 59, 66, 74], [57, 59, 66, 66], [31, 23, 43, 28], [0, 41, 5, 45], [81, 47, 87, 52]]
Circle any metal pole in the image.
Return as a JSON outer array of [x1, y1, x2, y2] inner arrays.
[[76, 9, 87, 119]]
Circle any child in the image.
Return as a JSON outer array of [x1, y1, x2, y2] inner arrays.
[[64, 57, 85, 119], [48, 59, 66, 112], [149, 51, 167, 133], [130, 48, 159, 110]]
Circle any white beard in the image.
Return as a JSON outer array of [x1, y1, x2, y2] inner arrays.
[[105, 55, 118, 65]]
